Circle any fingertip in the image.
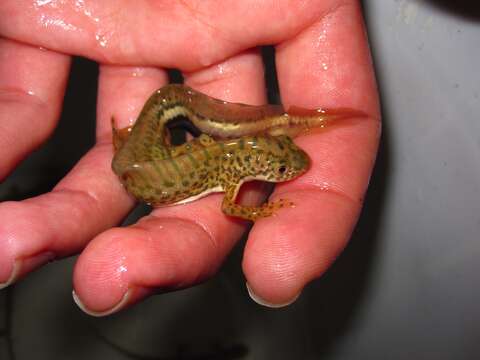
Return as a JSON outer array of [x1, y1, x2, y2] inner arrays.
[[72, 286, 152, 317], [72, 215, 233, 315], [72, 287, 131, 317], [72, 227, 137, 313], [243, 189, 358, 307], [0, 259, 19, 290], [246, 281, 301, 309]]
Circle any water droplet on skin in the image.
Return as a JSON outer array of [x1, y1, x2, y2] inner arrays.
[[315, 23, 330, 44], [35, 0, 54, 7], [39, 14, 78, 32], [115, 256, 129, 278], [131, 68, 145, 77], [74, 0, 100, 22], [318, 182, 331, 191], [217, 64, 226, 75], [127, 117, 136, 126], [125, 104, 138, 125], [95, 32, 109, 48]]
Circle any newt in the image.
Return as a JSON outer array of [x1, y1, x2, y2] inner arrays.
[[112, 84, 361, 221]]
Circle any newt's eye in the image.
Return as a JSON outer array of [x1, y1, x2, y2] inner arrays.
[[278, 165, 287, 174]]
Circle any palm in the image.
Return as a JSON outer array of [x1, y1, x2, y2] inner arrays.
[[0, 0, 379, 314]]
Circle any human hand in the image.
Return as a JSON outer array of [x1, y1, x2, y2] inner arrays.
[[0, 0, 380, 314]]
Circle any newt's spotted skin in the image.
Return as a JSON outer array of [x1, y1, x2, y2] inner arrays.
[[112, 85, 360, 221]]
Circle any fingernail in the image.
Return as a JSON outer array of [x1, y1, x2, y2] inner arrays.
[[0, 252, 55, 290], [72, 288, 133, 317], [0, 260, 21, 290], [246, 282, 300, 308]]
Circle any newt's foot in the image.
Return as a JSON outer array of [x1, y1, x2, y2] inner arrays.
[[198, 133, 215, 146], [170, 134, 216, 157], [222, 198, 294, 221], [258, 198, 295, 218]]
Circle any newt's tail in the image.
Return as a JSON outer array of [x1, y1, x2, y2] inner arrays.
[[266, 106, 367, 138], [111, 117, 133, 151]]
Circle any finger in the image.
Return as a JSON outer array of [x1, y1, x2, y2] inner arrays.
[[1, 0, 346, 71], [72, 49, 268, 316], [96, 65, 169, 138], [0, 37, 70, 180], [243, 1, 382, 306], [0, 65, 167, 289]]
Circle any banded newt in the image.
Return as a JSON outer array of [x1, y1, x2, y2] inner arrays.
[[112, 84, 360, 221]]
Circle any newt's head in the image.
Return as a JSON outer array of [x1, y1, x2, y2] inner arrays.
[[249, 135, 310, 183]]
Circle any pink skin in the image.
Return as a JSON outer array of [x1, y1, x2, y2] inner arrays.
[[0, 1, 380, 312]]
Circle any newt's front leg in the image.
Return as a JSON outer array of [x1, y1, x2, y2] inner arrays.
[[221, 183, 294, 221]]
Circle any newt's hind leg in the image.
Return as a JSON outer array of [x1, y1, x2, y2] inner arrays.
[[221, 183, 294, 221]]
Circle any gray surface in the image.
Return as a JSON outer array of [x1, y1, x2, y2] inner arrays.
[[1, 0, 479, 359]]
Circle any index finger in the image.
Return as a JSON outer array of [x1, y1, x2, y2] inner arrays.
[[243, 1, 381, 306]]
